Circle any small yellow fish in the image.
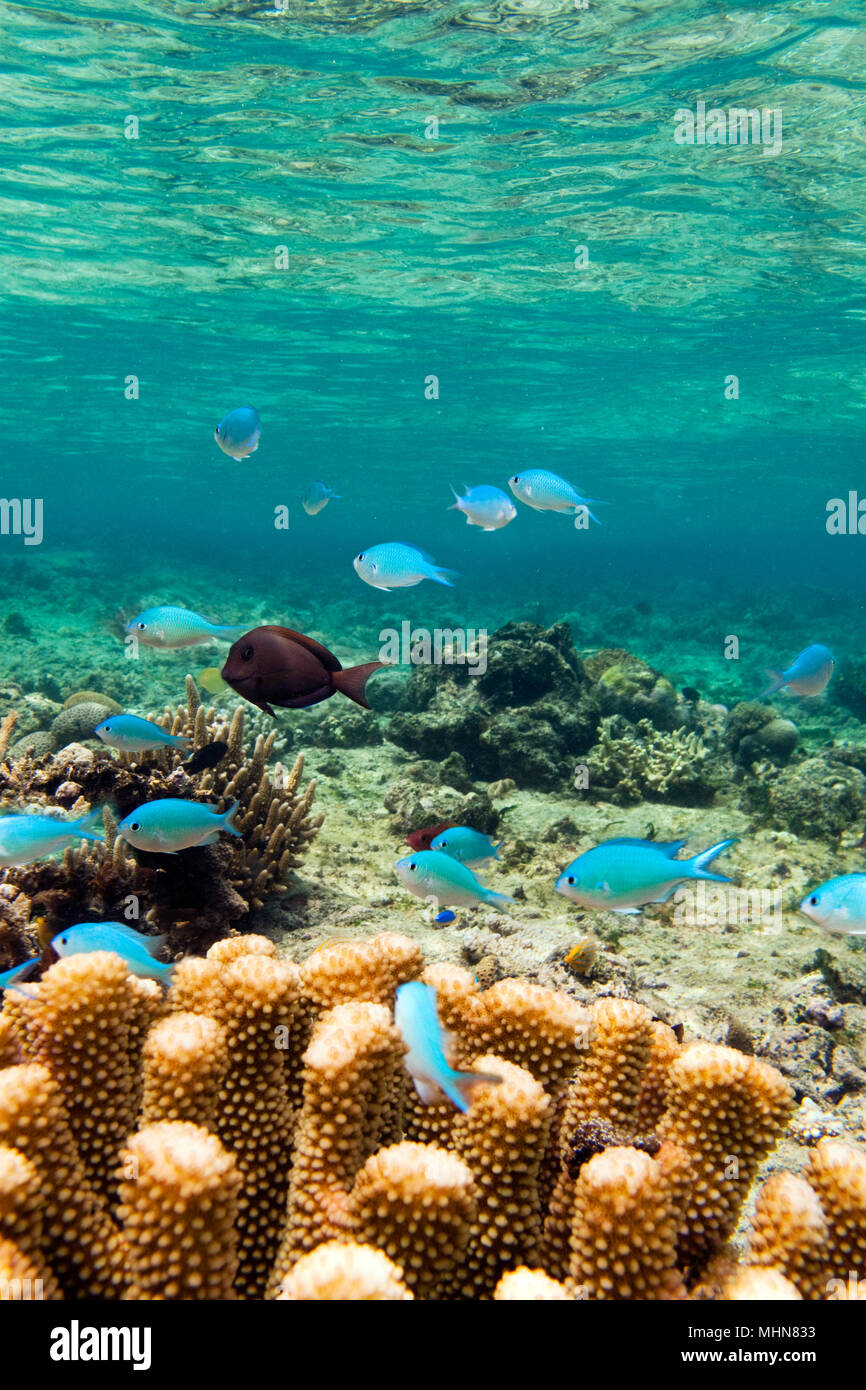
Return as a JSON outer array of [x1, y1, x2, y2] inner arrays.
[[198, 667, 228, 695], [563, 936, 598, 975]]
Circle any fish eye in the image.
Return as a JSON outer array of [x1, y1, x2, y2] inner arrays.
[[58, 935, 67, 945], [512, 475, 519, 483], [809, 895, 818, 906], [567, 875, 575, 885], [409, 861, 417, 871], [240, 645, 254, 662], [440, 839, 448, 847], [358, 553, 364, 561], [137, 622, 146, 631], [130, 822, 141, 832]]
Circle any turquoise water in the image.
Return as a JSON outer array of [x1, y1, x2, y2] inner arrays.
[[2, 0, 865, 636]]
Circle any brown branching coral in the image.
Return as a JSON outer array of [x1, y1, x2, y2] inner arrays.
[[0, 930, 861, 1302], [0, 676, 322, 946]]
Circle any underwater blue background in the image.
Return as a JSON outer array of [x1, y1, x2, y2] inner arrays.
[[2, 0, 864, 648]]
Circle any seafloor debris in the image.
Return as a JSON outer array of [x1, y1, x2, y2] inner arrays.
[[0, 677, 322, 951], [0, 930, 861, 1301]]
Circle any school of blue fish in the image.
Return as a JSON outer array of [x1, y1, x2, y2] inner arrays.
[[0, 405, 856, 1113]]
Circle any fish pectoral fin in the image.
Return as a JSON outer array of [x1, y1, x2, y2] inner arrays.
[[413, 1077, 444, 1106], [652, 884, 683, 904]]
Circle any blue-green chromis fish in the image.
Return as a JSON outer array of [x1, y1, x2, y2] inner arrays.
[[508, 469, 602, 527], [95, 714, 192, 753], [354, 543, 457, 591], [556, 836, 737, 912], [0, 957, 40, 997], [0, 808, 104, 867], [448, 484, 516, 531], [126, 606, 248, 650], [801, 875, 866, 935], [118, 798, 242, 853], [214, 406, 261, 460], [395, 850, 515, 908], [760, 644, 835, 699], [429, 826, 503, 867], [51, 923, 175, 985], [394, 981, 501, 1111], [302, 480, 340, 515]]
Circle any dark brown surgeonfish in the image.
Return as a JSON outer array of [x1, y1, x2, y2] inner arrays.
[[221, 625, 384, 717]]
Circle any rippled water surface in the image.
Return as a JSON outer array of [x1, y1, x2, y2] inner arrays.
[[2, 0, 865, 594]]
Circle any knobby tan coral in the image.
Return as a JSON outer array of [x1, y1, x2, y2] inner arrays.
[[803, 1140, 866, 1298], [270, 999, 405, 1291], [172, 951, 301, 1298], [141, 1013, 230, 1129], [493, 1267, 571, 1300], [0, 1064, 130, 1298], [745, 1171, 828, 1299], [657, 1043, 796, 1266], [0, 931, 860, 1301], [8, 952, 163, 1202], [301, 933, 423, 1010], [118, 1121, 241, 1300], [721, 1267, 803, 1301], [540, 997, 653, 1278], [447, 1056, 553, 1298], [349, 1141, 475, 1299], [0, 1236, 49, 1299], [565, 1143, 688, 1300], [274, 1240, 413, 1301]]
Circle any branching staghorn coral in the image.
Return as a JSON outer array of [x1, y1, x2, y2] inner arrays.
[[0, 928, 863, 1302], [587, 716, 715, 806], [0, 676, 322, 947]]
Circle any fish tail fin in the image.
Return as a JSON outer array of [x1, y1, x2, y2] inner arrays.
[[448, 486, 462, 510], [5, 981, 40, 1001], [575, 504, 603, 527], [75, 806, 106, 841], [172, 734, 193, 747], [332, 661, 385, 709], [443, 1067, 503, 1113], [760, 669, 785, 698], [431, 567, 459, 587], [493, 840, 505, 858], [687, 837, 738, 882], [222, 799, 244, 836], [483, 888, 516, 906], [217, 624, 249, 639]]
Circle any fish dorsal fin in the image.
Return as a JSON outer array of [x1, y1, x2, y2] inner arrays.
[[97, 923, 167, 955], [394, 542, 436, 564], [260, 626, 342, 673], [601, 836, 687, 857]]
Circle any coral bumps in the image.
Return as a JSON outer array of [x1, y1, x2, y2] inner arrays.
[[0, 931, 863, 1300]]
